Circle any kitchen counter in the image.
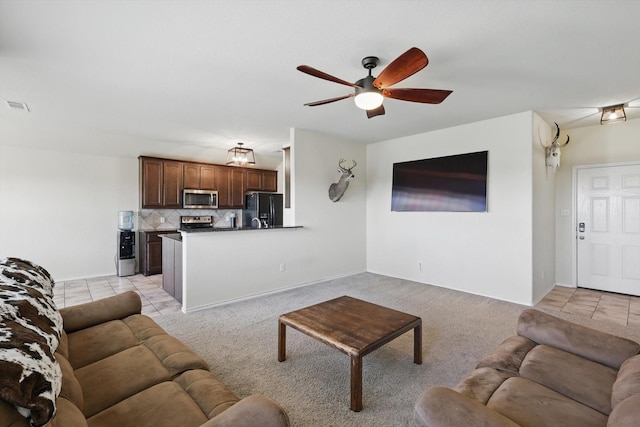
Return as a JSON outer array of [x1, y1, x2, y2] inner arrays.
[[179, 225, 306, 312], [180, 225, 303, 233], [160, 233, 182, 241]]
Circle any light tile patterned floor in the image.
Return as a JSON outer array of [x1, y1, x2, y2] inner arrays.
[[54, 275, 640, 327], [53, 274, 182, 318], [536, 286, 640, 327]]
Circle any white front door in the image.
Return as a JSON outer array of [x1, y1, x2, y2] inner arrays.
[[576, 164, 640, 296]]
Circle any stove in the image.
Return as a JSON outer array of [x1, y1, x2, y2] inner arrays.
[[180, 215, 213, 230]]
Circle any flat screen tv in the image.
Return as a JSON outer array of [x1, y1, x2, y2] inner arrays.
[[391, 151, 488, 212]]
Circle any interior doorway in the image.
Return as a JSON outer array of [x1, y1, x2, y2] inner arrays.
[[576, 163, 640, 296]]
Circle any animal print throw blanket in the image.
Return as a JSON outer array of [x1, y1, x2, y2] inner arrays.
[[0, 257, 62, 426]]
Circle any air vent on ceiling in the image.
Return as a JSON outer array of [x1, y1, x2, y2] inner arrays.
[[5, 100, 29, 112]]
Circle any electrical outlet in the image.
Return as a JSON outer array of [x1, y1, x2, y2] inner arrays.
[[280, 263, 286, 272], [160, 216, 165, 223]]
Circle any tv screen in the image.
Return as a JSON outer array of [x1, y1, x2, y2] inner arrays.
[[391, 151, 488, 212]]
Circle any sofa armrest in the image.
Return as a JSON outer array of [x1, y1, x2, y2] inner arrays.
[[414, 387, 519, 427], [517, 309, 640, 369], [60, 291, 142, 333], [200, 395, 289, 427]]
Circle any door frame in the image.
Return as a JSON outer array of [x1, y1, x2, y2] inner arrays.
[[571, 160, 640, 287]]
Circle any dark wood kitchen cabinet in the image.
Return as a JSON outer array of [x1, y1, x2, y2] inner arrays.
[[183, 163, 217, 191], [140, 157, 183, 208], [246, 169, 278, 192], [216, 166, 245, 208], [161, 235, 182, 303], [139, 231, 166, 276]]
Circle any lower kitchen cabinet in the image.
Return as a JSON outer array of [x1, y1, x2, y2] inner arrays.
[[139, 231, 172, 276], [161, 234, 182, 303]]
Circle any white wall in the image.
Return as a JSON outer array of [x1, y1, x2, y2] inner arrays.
[[0, 145, 138, 280], [531, 114, 556, 303], [555, 118, 640, 286], [0, 141, 284, 281], [367, 112, 535, 305], [181, 129, 367, 310]]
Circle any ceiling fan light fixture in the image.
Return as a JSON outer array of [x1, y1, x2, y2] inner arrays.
[[600, 104, 626, 125], [354, 75, 384, 111], [354, 91, 384, 110], [226, 142, 256, 166]]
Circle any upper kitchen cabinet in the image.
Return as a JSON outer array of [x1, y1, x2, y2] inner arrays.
[[246, 169, 278, 192], [183, 163, 218, 191], [140, 157, 183, 208], [216, 166, 245, 208]]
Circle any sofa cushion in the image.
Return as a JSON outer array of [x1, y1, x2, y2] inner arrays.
[[608, 393, 640, 427], [487, 376, 608, 427], [74, 345, 171, 417], [142, 334, 209, 378], [87, 381, 208, 427], [55, 353, 83, 411], [47, 397, 88, 427], [476, 335, 536, 375], [611, 354, 640, 408], [66, 320, 139, 369], [60, 291, 141, 333], [453, 367, 513, 404], [121, 314, 167, 341], [519, 344, 617, 415], [517, 309, 640, 369], [174, 369, 239, 418]]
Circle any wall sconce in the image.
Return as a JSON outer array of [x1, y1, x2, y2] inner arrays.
[[600, 104, 626, 125], [226, 142, 256, 166]]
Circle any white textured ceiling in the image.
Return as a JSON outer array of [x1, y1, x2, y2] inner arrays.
[[1, 0, 639, 160]]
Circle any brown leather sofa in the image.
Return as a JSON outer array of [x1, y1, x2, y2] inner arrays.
[[415, 309, 640, 427], [1, 276, 289, 427]]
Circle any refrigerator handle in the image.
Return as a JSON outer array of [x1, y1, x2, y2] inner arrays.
[[270, 196, 274, 226]]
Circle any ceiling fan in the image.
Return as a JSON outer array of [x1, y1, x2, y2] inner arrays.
[[297, 47, 452, 118]]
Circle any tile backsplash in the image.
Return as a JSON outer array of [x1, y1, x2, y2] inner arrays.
[[138, 209, 242, 231]]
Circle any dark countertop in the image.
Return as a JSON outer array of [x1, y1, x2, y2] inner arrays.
[[159, 233, 182, 242], [180, 225, 303, 234]]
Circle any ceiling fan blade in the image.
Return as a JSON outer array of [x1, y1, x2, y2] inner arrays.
[[383, 88, 452, 104], [366, 104, 385, 119], [373, 47, 429, 89], [304, 94, 354, 106], [297, 65, 361, 88]]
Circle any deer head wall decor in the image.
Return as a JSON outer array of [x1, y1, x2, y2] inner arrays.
[[328, 159, 357, 202], [539, 122, 570, 173]]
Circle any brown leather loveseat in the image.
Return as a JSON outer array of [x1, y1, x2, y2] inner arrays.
[[415, 308, 640, 427], [0, 257, 289, 427]]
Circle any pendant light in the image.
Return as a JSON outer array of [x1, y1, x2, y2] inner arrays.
[[226, 142, 256, 166], [600, 104, 626, 125]]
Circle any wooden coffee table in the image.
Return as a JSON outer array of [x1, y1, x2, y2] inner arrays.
[[278, 295, 422, 411]]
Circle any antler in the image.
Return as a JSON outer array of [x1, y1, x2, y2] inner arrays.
[[338, 159, 357, 172], [551, 122, 570, 147]]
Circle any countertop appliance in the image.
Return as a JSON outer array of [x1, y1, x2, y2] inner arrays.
[[183, 189, 218, 209], [244, 192, 283, 229], [116, 230, 135, 277], [180, 215, 213, 230]]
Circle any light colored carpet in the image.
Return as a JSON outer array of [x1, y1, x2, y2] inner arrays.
[[154, 273, 640, 427]]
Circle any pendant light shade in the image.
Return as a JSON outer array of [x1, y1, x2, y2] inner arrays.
[[354, 75, 384, 111], [600, 104, 626, 125], [226, 142, 255, 165]]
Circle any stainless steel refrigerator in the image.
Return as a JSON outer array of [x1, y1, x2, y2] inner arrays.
[[244, 192, 283, 228]]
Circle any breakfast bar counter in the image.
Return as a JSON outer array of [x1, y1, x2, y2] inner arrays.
[[179, 225, 307, 312]]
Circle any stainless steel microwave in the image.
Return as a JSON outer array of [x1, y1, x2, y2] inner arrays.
[[183, 189, 218, 209]]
